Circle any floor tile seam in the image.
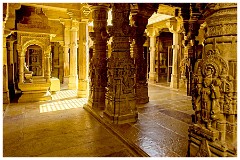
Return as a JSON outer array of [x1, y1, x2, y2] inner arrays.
[[148, 84, 190, 97], [155, 109, 192, 126], [141, 144, 181, 157], [84, 106, 149, 157], [154, 119, 187, 138]]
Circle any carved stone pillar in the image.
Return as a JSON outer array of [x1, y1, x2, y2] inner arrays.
[[147, 27, 158, 83], [3, 35, 10, 104], [167, 18, 183, 89], [45, 46, 51, 83], [18, 53, 24, 84], [103, 4, 137, 124], [188, 3, 237, 157], [78, 21, 88, 97], [68, 20, 78, 90], [131, 13, 150, 104], [87, 4, 109, 109], [62, 20, 71, 84], [7, 39, 15, 98]]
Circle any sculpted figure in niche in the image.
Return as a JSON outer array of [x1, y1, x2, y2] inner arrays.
[[210, 79, 221, 128], [201, 65, 215, 130]]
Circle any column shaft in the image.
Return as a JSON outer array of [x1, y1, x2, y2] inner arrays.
[[170, 32, 180, 88], [68, 22, 78, 90], [3, 35, 10, 103], [188, 3, 237, 157], [103, 3, 137, 124], [78, 21, 88, 97], [149, 35, 157, 83], [88, 4, 109, 109], [63, 25, 70, 84]]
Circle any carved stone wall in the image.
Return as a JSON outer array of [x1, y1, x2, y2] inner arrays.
[[103, 4, 137, 124], [188, 3, 237, 157]]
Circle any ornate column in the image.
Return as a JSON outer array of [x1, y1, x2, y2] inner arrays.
[[147, 27, 158, 83], [103, 3, 137, 124], [3, 34, 10, 103], [181, 4, 201, 95], [61, 20, 71, 84], [87, 4, 109, 109], [18, 48, 24, 84], [7, 38, 16, 97], [167, 17, 183, 89], [188, 3, 237, 157], [45, 46, 51, 83], [78, 21, 89, 97], [130, 4, 156, 104], [68, 20, 78, 89]]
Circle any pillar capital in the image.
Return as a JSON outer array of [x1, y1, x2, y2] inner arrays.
[[166, 17, 184, 34], [89, 3, 110, 10], [146, 27, 159, 37], [59, 18, 71, 28]]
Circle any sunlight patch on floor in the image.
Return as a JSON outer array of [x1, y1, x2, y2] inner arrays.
[[39, 98, 87, 113], [51, 90, 78, 100]]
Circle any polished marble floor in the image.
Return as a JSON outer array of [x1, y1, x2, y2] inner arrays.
[[3, 83, 193, 157]]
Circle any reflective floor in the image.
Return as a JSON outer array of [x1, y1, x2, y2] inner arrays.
[[3, 83, 193, 157], [112, 83, 193, 157]]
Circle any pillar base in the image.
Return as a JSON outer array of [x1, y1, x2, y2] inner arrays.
[[77, 80, 88, 98], [63, 77, 69, 85], [136, 82, 149, 104], [179, 76, 187, 92], [104, 94, 138, 124], [170, 74, 178, 89], [103, 110, 138, 124], [18, 82, 52, 103], [87, 99, 105, 110], [149, 72, 156, 83], [68, 75, 78, 90], [88, 86, 106, 109], [188, 130, 236, 157], [3, 91, 10, 104]]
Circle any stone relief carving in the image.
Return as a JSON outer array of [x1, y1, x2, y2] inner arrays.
[[190, 47, 236, 145]]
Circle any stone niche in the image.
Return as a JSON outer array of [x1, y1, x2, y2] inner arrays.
[[16, 7, 56, 102]]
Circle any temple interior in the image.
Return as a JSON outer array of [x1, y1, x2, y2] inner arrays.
[[2, 3, 237, 157]]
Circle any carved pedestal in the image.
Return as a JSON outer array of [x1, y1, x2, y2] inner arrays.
[[188, 3, 237, 157], [18, 81, 51, 103], [103, 4, 137, 124]]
